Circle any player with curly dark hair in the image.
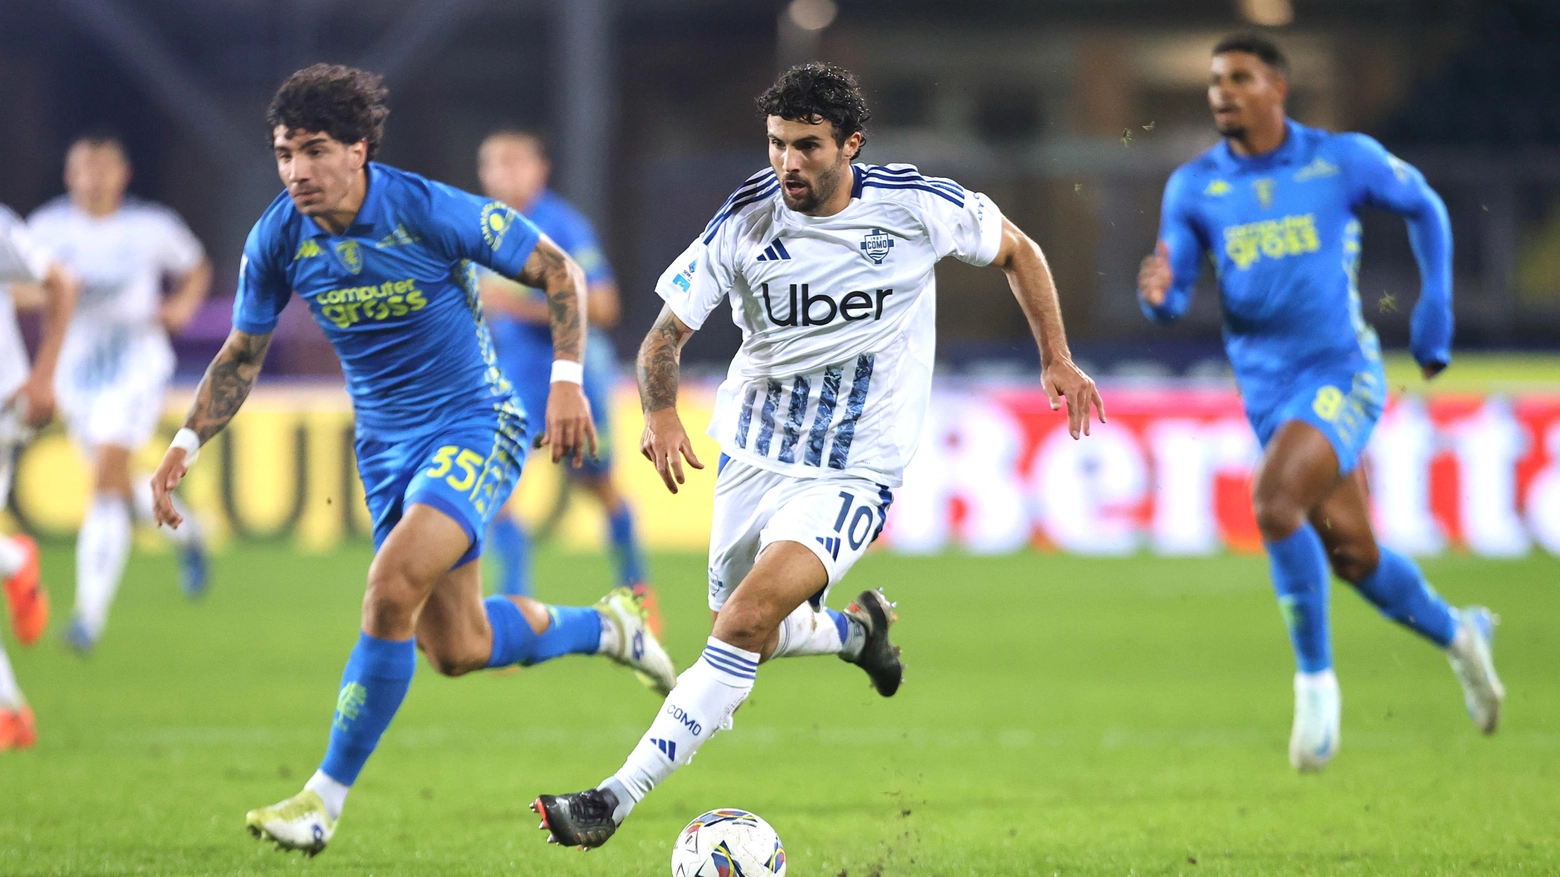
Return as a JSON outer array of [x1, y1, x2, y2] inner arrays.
[[149, 64, 679, 855], [532, 62, 1103, 852]]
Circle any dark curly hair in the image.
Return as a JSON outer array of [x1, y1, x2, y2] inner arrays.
[[1213, 33, 1289, 77], [266, 64, 390, 159], [756, 62, 871, 151]]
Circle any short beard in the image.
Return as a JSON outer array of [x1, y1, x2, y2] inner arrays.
[[782, 160, 845, 214], [1216, 121, 1246, 141]]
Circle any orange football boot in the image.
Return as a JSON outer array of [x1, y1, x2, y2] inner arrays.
[[4, 535, 47, 646], [630, 582, 663, 638], [0, 706, 36, 751]]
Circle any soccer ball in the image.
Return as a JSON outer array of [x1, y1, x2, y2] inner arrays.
[[671, 808, 786, 877]]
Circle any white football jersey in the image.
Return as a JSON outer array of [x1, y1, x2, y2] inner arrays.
[[27, 196, 204, 330], [0, 205, 50, 396], [655, 163, 1004, 486]]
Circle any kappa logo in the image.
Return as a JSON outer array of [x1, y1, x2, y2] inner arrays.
[[755, 237, 791, 261], [1293, 157, 1340, 183], [375, 224, 421, 248], [333, 240, 364, 274], [859, 227, 894, 264], [479, 201, 518, 251], [1204, 179, 1232, 197], [333, 682, 367, 731], [293, 239, 323, 261]]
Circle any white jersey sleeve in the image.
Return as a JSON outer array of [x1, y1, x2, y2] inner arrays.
[[0, 204, 52, 284], [892, 168, 1005, 266], [653, 171, 776, 329], [153, 207, 206, 275]]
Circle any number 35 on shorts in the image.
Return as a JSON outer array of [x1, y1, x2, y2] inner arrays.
[[818, 488, 889, 562], [426, 445, 488, 491]]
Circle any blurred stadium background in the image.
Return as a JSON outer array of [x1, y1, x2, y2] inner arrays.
[[0, 0, 1556, 558]]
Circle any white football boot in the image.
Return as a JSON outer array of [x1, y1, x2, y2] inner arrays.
[[1289, 670, 1340, 773], [1446, 606, 1504, 734], [595, 587, 678, 696], [245, 789, 336, 855]]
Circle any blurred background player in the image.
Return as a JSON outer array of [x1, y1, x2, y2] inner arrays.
[[0, 203, 79, 750], [1136, 34, 1504, 773], [532, 62, 1105, 850], [148, 64, 675, 855], [27, 133, 212, 653], [475, 130, 658, 628]]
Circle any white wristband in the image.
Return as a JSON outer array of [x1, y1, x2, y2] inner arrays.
[[170, 428, 202, 466], [550, 359, 584, 385]]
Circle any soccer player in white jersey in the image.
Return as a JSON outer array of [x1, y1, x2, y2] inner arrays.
[[27, 134, 213, 652], [533, 63, 1106, 849], [0, 204, 78, 749]]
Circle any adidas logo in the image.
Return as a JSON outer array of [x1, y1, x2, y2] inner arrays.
[[651, 737, 677, 761], [815, 535, 842, 561], [755, 237, 791, 262]]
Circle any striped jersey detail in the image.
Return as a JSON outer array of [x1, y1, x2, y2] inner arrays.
[[733, 353, 876, 471], [703, 171, 779, 244], [853, 165, 965, 206]]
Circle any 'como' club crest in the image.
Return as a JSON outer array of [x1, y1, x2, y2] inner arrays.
[[859, 228, 894, 264]]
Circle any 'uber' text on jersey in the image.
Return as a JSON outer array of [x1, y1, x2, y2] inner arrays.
[[760, 283, 893, 327]]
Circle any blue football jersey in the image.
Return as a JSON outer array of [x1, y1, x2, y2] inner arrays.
[[1145, 120, 1453, 403], [234, 162, 541, 440]]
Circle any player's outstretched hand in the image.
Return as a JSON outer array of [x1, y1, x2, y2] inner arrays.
[[1042, 358, 1107, 439], [541, 381, 599, 467], [1137, 240, 1173, 308], [640, 408, 703, 494], [150, 449, 190, 529]]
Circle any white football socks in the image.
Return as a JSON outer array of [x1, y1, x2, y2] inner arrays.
[[74, 493, 132, 638], [606, 637, 758, 820], [0, 642, 23, 709], [0, 535, 27, 579], [304, 769, 349, 820], [772, 603, 855, 659], [132, 480, 202, 548]]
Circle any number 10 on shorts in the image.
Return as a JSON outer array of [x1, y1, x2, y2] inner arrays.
[[823, 490, 882, 561]]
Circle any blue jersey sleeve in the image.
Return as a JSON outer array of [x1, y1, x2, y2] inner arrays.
[[232, 219, 292, 335], [1339, 134, 1454, 370], [1143, 166, 1206, 323], [419, 180, 542, 281]]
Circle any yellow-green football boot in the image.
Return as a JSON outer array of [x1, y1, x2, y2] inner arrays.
[[245, 789, 336, 856], [594, 587, 677, 696]]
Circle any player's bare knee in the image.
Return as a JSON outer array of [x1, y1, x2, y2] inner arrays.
[[1252, 492, 1306, 542], [363, 561, 429, 634], [1329, 541, 1380, 585], [710, 601, 776, 653], [419, 638, 482, 677]]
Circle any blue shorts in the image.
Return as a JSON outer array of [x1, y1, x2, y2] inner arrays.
[[356, 412, 527, 567], [1244, 359, 1386, 476], [498, 325, 617, 478]]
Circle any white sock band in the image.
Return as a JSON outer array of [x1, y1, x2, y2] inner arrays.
[[771, 603, 846, 659], [0, 642, 22, 709], [305, 769, 350, 821]]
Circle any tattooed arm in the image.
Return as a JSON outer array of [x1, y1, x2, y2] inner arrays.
[[637, 303, 703, 493], [149, 329, 273, 527], [515, 234, 598, 465]]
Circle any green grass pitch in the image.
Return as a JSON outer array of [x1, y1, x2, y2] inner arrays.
[[0, 543, 1556, 875]]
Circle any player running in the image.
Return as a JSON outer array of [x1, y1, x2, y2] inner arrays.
[[0, 204, 77, 751], [475, 130, 657, 623], [147, 64, 676, 855], [27, 133, 212, 652], [1135, 34, 1503, 772], [532, 62, 1104, 850]]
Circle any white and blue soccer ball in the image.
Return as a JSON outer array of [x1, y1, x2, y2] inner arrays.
[[671, 808, 786, 877]]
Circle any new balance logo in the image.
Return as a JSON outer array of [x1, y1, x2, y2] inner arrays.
[[651, 738, 677, 761], [816, 536, 842, 560], [755, 237, 791, 262]]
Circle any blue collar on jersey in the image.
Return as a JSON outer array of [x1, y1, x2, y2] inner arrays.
[[1214, 118, 1305, 173], [302, 162, 385, 238]]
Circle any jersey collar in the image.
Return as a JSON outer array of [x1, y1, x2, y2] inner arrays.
[[303, 162, 384, 238], [1217, 119, 1303, 172]]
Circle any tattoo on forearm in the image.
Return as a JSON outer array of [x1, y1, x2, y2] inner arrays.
[[637, 312, 685, 413], [185, 331, 272, 443], [520, 243, 584, 362]]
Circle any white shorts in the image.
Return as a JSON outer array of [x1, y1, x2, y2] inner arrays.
[[56, 326, 173, 452], [706, 455, 894, 611]]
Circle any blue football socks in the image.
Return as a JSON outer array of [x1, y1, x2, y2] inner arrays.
[[484, 596, 602, 668], [607, 500, 647, 587], [488, 513, 533, 597], [318, 632, 416, 786], [1354, 547, 1458, 648], [1266, 524, 1333, 674]]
